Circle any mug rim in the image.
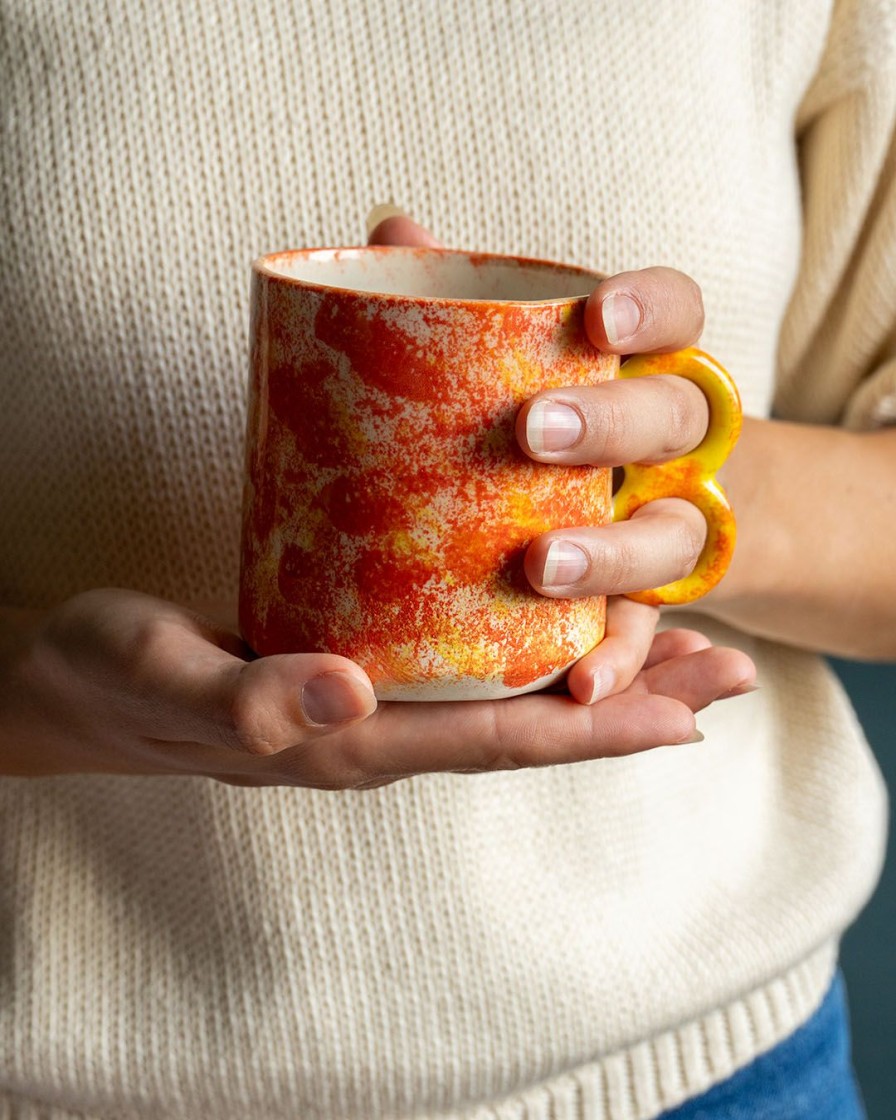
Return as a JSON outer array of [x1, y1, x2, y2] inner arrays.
[[252, 245, 605, 307]]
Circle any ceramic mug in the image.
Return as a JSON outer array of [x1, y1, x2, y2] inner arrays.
[[239, 247, 741, 700]]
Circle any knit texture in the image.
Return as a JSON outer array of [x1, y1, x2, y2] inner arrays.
[[0, 1, 893, 1117]]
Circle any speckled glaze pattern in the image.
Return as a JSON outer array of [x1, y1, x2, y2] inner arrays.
[[239, 248, 741, 700]]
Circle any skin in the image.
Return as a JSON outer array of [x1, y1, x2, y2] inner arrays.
[[0, 213, 770, 787], [372, 214, 896, 661]]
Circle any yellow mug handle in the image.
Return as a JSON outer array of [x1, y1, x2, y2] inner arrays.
[[613, 348, 742, 606]]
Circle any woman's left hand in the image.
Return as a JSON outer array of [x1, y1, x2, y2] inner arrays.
[[367, 206, 744, 706]]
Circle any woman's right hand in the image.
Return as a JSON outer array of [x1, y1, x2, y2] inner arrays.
[[0, 588, 754, 788]]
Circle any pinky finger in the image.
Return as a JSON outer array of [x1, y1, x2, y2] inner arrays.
[[642, 627, 713, 669], [565, 596, 659, 705], [640, 645, 757, 711]]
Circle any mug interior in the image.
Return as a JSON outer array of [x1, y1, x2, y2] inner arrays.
[[257, 247, 599, 303]]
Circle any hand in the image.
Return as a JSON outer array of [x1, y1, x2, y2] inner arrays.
[[0, 588, 754, 787], [0, 219, 756, 787], [368, 206, 725, 703]]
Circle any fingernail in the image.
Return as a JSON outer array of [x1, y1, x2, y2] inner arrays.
[[365, 202, 408, 238], [526, 400, 583, 453], [302, 671, 377, 726], [676, 730, 705, 745], [602, 293, 641, 345], [720, 682, 760, 700], [587, 667, 615, 705], [542, 540, 589, 587]]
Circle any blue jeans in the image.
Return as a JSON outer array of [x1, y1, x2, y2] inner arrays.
[[657, 972, 866, 1119]]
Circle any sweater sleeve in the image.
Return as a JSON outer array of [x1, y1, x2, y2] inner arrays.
[[773, 0, 896, 430]]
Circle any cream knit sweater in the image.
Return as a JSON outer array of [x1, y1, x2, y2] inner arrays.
[[1, 2, 894, 1118]]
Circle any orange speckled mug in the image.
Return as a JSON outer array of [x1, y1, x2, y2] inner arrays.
[[239, 247, 741, 700]]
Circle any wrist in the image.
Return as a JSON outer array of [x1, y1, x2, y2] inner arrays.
[[694, 416, 896, 657]]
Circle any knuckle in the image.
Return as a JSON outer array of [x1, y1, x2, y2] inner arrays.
[[684, 274, 706, 331], [661, 381, 696, 456], [595, 393, 634, 461], [330, 729, 376, 782], [475, 704, 529, 771], [601, 535, 640, 593], [478, 700, 603, 772], [669, 516, 705, 577], [351, 775, 398, 790], [663, 628, 712, 656], [283, 753, 362, 791], [227, 685, 289, 757], [319, 733, 393, 790], [116, 613, 174, 687], [648, 268, 704, 344], [633, 287, 656, 335], [262, 738, 356, 789], [630, 269, 669, 334], [667, 270, 704, 339]]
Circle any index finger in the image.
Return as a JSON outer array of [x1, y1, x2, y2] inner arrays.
[[365, 204, 443, 247], [584, 266, 705, 353], [269, 690, 702, 787]]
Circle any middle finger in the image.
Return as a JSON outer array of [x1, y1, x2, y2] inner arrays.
[[517, 374, 709, 466]]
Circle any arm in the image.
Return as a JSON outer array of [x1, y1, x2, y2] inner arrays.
[[705, 0, 896, 659], [703, 419, 896, 659]]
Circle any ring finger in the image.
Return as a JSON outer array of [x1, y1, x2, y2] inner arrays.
[[524, 497, 708, 598]]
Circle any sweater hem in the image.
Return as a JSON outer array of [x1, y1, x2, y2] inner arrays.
[[447, 940, 838, 1120], [0, 942, 838, 1120]]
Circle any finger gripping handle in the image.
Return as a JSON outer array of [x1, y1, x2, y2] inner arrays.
[[613, 348, 742, 606]]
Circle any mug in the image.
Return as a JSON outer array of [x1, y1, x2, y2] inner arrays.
[[239, 247, 741, 700]]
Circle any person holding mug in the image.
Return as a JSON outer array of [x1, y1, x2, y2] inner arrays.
[[0, 2, 893, 1118]]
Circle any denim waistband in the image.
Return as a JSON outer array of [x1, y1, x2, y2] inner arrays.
[[656, 970, 865, 1120]]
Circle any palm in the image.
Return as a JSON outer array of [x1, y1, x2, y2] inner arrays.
[[230, 612, 751, 788]]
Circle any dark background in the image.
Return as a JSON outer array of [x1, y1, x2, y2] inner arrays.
[[830, 659, 896, 1120]]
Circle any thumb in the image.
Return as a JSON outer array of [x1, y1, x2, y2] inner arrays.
[[212, 653, 379, 755], [138, 606, 379, 754], [365, 203, 443, 247]]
